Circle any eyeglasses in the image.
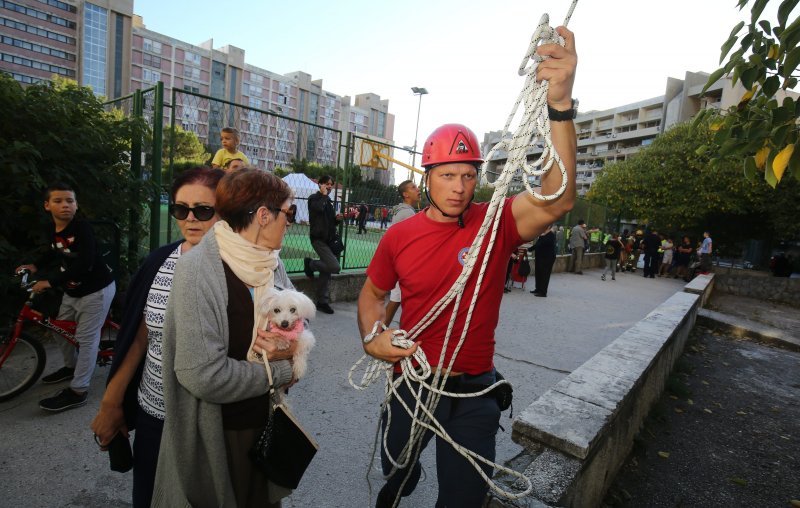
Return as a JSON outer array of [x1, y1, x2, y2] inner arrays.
[[169, 204, 216, 221], [268, 204, 297, 224]]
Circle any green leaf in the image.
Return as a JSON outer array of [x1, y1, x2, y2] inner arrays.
[[773, 105, 792, 123], [782, 46, 800, 77], [751, 0, 770, 24], [780, 16, 800, 49], [703, 68, 726, 93], [744, 155, 758, 181], [720, 26, 743, 63], [778, 0, 800, 28], [741, 66, 759, 89], [763, 75, 781, 97], [696, 145, 709, 156], [772, 123, 791, 146], [759, 20, 772, 33], [766, 156, 779, 188]]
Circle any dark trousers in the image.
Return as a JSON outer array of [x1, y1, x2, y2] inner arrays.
[[534, 255, 555, 295], [132, 408, 164, 508], [310, 239, 341, 305], [643, 251, 658, 277], [358, 218, 367, 234], [380, 371, 500, 507]]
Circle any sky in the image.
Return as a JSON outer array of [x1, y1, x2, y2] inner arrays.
[[134, 0, 786, 175]]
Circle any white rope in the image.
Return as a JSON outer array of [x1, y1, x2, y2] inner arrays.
[[348, 2, 578, 504]]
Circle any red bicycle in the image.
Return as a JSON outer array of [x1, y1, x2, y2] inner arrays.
[[0, 269, 120, 402]]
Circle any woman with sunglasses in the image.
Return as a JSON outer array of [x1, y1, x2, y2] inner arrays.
[[90, 167, 225, 508], [152, 168, 300, 508]]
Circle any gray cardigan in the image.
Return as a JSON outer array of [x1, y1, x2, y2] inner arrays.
[[151, 231, 294, 508]]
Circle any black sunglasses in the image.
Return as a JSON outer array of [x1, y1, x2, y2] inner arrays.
[[268, 204, 297, 224], [169, 204, 216, 221]]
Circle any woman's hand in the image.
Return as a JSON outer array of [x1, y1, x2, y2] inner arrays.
[[254, 329, 298, 361], [90, 401, 128, 450]]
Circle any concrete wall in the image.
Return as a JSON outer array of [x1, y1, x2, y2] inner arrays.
[[713, 272, 800, 308], [488, 282, 710, 507]]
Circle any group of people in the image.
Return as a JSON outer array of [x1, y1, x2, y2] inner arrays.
[[18, 25, 577, 508], [600, 229, 713, 281]]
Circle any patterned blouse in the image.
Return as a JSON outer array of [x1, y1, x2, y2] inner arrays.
[[137, 245, 181, 420]]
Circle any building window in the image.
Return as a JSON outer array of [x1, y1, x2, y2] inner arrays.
[[278, 82, 289, 95], [1, 51, 74, 77], [35, 0, 77, 13], [183, 85, 199, 93], [82, 3, 107, 96], [250, 72, 263, 84], [0, 15, 76, 45], [142, 68, 160, 85], [11, 71, 45, 83], [0, 0, 76, 29], [183, 66, 200, 81], [184, 51, 201, 65], [249, 97, 262, 110], [142, 52, 161, 69], [1, 34, 76, 61], [142, 37, 162, 54]]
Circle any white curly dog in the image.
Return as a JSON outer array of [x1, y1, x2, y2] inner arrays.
[[260, 288, 316, 380]]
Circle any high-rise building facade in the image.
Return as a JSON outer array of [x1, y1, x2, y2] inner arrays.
[[482, 71, 796, 196], [0, 0, 133, 97]]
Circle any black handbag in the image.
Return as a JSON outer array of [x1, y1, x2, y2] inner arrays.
[[249, 358, 319, 490], [328, 232, 344, 257], [106, 432, 133, 473]]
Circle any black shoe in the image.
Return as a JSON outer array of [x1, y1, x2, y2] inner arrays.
[[41, 366, 74, 384], [530, 290, 540, 294], [317, 303, 334, 314], [303, 258, 314, 279], [503, 287, 511, 293], [534, 293, 547, 297], [39, 388, 88, 412]]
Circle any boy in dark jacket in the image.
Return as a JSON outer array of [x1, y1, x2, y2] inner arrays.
[[16, 182, 116, 412]]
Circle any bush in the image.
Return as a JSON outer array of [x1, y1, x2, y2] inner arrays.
[[0, 74, 147, 319]]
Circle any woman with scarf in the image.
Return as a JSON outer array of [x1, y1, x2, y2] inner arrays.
[[152, 169, 299, 508]]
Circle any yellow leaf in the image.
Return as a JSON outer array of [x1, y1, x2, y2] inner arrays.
[[710, 122, 723, 132], [755, 146, 769, 170], [768, 44, 779, 60], [730, 477, 747, 486], [674, 408, 684, 413], [739, 86, 756, 105], [657, 451, 670, 459], [772, 144, 794, 182], [704, 408, 713, 414]]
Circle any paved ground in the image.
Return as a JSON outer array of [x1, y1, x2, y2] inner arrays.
[[603, 323, 800, 507], [0, 268, 691, 507]]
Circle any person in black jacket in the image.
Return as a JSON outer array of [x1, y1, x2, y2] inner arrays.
[[304, 175, 340, 314], [642, 228, 661, 278], [530, 224, 557, 297], [17, 182, 116, 413]]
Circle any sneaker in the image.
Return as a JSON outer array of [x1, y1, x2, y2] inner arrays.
[[601, 274, 606, 281], [317, 303, 334, 315], [303, 258, 314, 279], [41, 366, 74, 384], [39, 388, 88, 412]]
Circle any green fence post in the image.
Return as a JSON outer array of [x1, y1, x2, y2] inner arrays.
[[150, 82, 164, 251], [166, 87, 177, 243], [129, 88, 143, 265]]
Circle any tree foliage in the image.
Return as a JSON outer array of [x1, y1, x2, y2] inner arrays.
[[697, 0, 800, 187], [0, 74, 147, 311], [163, 124, 209, 165], [588, 122, 800, 253]]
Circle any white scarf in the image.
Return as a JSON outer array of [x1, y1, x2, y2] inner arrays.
[[214, 220, 278, 362]]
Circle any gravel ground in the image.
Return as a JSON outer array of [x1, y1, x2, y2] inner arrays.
[[603, 326, 800, 508]]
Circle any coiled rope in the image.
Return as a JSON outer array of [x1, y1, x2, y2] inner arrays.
[[348, 2, 578, 504]]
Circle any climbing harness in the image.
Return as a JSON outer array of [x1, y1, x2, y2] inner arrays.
[[348, 1, 579, 505]]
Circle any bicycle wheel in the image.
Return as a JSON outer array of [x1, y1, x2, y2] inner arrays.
[[0, 329, 47, 402]]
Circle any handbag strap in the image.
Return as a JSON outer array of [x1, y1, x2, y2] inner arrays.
[[262, 355, 277, 401]]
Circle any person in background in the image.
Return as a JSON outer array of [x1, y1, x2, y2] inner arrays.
[[17, 182, 116, 413], [91, 167, 224, 508], [601, 232, 624, 281], [531, 224, 557, 297], [658, 235, 674, 277], [568, 219, 588, 274], [223, 158, 245, 172], [698, 231, 713, 273], [304, 175, 340, 314], [211, 127, 250, 169]]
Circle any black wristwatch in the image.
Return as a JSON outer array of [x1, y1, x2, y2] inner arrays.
[[548, 98, 578, 121]]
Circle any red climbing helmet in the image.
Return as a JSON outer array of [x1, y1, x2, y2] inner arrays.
[[421, 123, 483, 169]]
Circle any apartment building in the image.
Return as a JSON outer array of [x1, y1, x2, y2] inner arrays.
[[0, 0, 133, 97], [481, 71, 775, 196], [130, 17, 395, 177]]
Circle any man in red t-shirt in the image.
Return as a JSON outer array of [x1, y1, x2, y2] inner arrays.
[[357, 27, 578, 508]]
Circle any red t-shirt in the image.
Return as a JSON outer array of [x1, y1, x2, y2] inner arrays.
[[366, 198, 522, 374]]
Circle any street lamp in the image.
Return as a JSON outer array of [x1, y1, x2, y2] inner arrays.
[[411, 86, 428, 170]]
